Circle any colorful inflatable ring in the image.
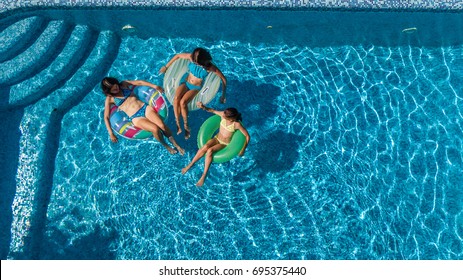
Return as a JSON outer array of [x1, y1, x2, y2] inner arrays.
[[109, 86, 168, 140], [163, 58, 222, 111], [197, 115, 246, 163]]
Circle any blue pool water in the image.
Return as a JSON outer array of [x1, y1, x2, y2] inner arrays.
[[1, 9, 463, 260]]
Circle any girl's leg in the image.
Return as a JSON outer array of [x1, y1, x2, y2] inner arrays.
[[173, 84, 188, 134], [196, 143, 226, 187], [144, 107, 184, 155], [132, 118, 177, 154], [182, 138, 218, 174], [179, 89, 199, 139]]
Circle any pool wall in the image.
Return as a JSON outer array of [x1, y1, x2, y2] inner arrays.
[[2, 0, 463, 14]]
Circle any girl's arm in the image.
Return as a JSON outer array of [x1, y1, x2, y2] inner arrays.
[[104, 97, 118, 142], [210, 64, 227, 103], [126, 80, 164, 93], [159, 53, 191, 73], [235, 122, 250, 156], [197, 102, 222, 116]]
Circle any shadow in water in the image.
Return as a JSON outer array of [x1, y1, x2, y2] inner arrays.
[[232, 80, 304, 176], [173, 79, 304, 180], [252, 131, 303, 175], [11, 37, 122, 259], [230, 80, 279, 128], [188, 80, 304, 180], [29, 55, 121, 260], [11, 225, 117, 260], [165, 79, 285, 153], [5, 31, 99, 110], [0, 95, 23, 259], [0, 31, 97, 259], [42, 225, 117, 260]]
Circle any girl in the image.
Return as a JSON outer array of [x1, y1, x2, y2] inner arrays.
[[182, 102, 250, 186], [101, 77, 184, 155], [160, 48, 227, 139]]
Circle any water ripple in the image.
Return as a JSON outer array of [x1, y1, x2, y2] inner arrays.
[[29, 37, 463, 259]]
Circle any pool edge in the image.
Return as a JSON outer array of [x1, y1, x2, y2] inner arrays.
[[2, 0, 463, 15]]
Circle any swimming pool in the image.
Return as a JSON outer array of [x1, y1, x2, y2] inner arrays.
[[1, 7, 462, 260]]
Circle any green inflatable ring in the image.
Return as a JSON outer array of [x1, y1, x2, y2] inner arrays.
[[197, 115, 246, 163]]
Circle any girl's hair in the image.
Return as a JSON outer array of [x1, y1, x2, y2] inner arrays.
[[224, 108, 242, 122], [101, 77, 120, 95], [191, 47, 213, 68]]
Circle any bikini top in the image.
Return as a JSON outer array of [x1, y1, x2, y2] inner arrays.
[[220, 119, 235, 132], [113, 87, 133, 106], [188, 62, 208, 80]]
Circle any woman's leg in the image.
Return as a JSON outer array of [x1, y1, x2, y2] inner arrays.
[[173, 84, 188, 135], [182, 138, 218, 174], [132, 118, 177, 154], [179, 89, 199, 139], [196, 143, 226, 187], [144, 107, 184, 155]]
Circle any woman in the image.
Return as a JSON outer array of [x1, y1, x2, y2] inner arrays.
[[182, 102, 250, 186], [159, 48, 227, 139], [101, 77, 184, 155]]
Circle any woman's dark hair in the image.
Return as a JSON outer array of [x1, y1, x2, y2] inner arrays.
[[101, 77, 120, 95], [191, 47, 213, 68], [224, 108, 242, 122]]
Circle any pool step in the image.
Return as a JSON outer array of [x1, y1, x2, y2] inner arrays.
[[8, 30, 121, 259], [0, 20, 73, 86], [0, 16, 48, 63], [6, 25, 99, 109], [42, 30, 121, 110]]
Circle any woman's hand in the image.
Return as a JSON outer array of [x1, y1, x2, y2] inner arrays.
[[155, 85, 164, 93], [159, 65, 168, 74], [196, 101, 205, 109], [110, 134, 118, 143], [220, 95, 226, 104]]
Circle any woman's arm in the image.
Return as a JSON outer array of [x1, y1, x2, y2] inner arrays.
[[197, 101, 222, 116], [210, 64, 227, 103], [236, 122, 250, 156], [159, 53, 191, 73], [126, 80, 164, 93], [104, 97, 118, 142]]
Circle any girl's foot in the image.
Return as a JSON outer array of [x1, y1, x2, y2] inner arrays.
[[196, 178, 205, 187], [168, 136, 185, 156], [167, 147, 177, 154], [184, 125, 191, 140], [176, 122, 182, 135], [181, 166, 191, 174], [176, 146, 185, 156]]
